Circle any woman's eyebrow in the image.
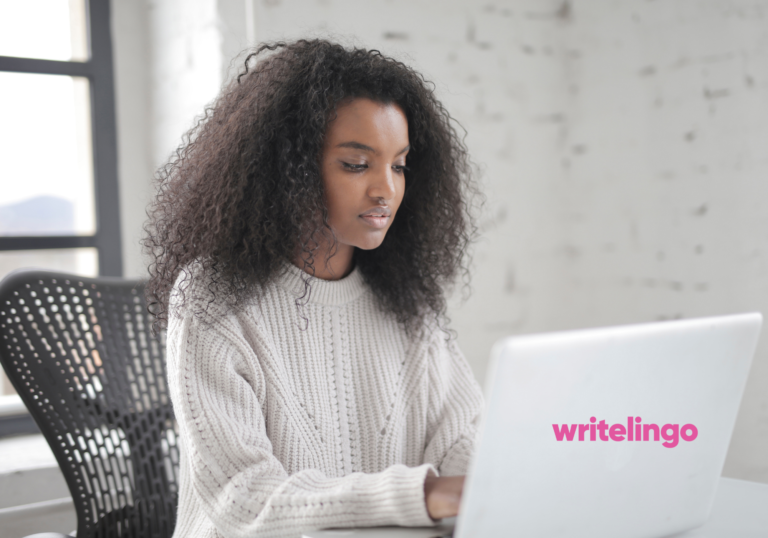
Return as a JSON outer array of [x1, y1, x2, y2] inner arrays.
[[336, 141, 375, 152], [336, 141, 411, 155]]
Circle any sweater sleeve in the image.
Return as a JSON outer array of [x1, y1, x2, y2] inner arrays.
[[166, 311, 436, 538], [422, 334, 485, 477]]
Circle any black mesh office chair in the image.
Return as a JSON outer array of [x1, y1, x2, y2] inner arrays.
[[0, 270, 179, 538]]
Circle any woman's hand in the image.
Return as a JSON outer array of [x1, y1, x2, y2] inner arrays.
[[423, 474, 465, 520]]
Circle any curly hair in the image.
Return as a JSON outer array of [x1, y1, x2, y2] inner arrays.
[[143, 39, 482, 335]]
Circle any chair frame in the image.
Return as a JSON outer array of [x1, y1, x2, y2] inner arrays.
[[0, 270, 179, 538]]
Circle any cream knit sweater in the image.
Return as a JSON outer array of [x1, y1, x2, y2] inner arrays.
[[166, 261, 484, 538]]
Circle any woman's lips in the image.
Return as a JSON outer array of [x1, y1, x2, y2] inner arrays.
[[359, 206, 391, 229], [359, 215, 390, 229]]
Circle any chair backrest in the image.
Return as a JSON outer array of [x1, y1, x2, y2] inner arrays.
[[0, 270, 179, 538]]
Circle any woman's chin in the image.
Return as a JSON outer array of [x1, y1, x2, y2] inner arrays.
[[353, 234, 388, 251]]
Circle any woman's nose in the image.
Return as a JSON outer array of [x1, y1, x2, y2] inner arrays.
[[367, 165, 397, 201]]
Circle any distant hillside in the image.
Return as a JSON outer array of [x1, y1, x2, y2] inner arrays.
[[0, 196, 75, 235]]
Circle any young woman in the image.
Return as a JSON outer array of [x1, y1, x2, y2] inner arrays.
[[144, 39, 484, 538]]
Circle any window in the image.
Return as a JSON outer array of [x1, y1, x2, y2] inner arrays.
[[0, 0, 122, 436]]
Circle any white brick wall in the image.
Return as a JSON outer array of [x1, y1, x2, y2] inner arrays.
[[111, 0, 768, 483], [544, 0, 768, 483]]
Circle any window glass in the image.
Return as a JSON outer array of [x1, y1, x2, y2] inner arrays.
[[0, 0, 88, 62], [0, 247, 98, 282], [0, 72, 95, 236]]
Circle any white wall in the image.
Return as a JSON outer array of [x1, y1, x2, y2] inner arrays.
[[110, 0, 768, 483], [112, 0, 154, 279], [549, 0, 768, 484], [112, 0, 225, 279]]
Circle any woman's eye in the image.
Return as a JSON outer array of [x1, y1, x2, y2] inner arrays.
[[342, 162, 367, 171], [393, 165, 410, 174]]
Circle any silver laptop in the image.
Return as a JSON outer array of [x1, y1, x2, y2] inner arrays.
[[304, 312, 762, 538]]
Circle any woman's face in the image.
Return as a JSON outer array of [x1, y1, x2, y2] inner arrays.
[[320, 97, 409, 254]]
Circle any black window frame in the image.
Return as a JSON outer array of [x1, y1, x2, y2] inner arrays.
[[0, 0, 122, 274], [0, 0, 122, 437]]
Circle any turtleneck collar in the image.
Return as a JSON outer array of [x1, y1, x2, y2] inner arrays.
[[276, 259, 367, 306]]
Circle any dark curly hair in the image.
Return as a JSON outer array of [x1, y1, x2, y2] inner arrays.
[[143, 38, 482, 335]]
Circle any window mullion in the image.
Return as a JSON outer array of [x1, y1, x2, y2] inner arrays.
[[0, 55, 92, 77]]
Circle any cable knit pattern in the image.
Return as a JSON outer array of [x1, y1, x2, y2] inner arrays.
[[166, 261, 484, 538]]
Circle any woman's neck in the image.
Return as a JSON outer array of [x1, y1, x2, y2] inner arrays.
[[293, 243, 355, 281]]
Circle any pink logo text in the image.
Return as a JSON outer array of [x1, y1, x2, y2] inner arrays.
[[552, 417, 698, 448]]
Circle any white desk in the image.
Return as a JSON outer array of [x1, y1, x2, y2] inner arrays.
[[302, 477, 768, 538], [677, 478, 768, 538]]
